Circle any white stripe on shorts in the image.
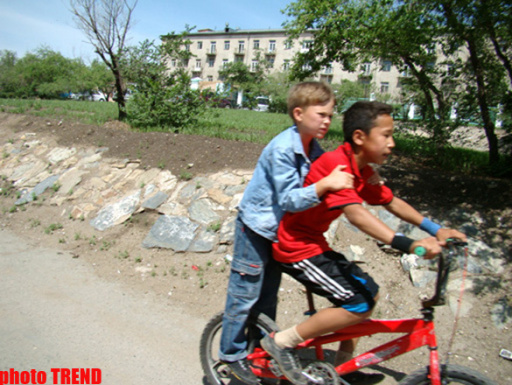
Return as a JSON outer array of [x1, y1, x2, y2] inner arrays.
[[292, 259, 354, 300]]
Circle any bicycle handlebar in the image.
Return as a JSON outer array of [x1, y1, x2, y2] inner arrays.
[[414, 246, 426, 256], [421, 239, 468, 309]]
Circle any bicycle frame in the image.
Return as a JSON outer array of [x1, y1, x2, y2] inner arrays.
[[248, 312, 443, 384], [248, 241, 468, 385]]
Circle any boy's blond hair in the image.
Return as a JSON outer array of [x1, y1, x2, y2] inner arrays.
[[287, 81, 336, 120]]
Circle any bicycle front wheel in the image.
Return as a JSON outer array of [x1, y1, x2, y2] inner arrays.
[[399, 364, 497, 385], [199, 311, 278, 385]]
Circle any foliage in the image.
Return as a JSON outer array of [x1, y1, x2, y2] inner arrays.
[[0, 48, 113, 99], [218, 52, 272, 107], [122, 38, 205, 130], [283, 0, 512, 166], [261, 72, 297, 114]]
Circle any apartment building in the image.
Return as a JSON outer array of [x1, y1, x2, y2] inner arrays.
[[166, 26, 408, 98]]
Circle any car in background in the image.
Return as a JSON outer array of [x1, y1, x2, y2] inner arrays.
[[254, 96, 270, 112], [90, 91, 107, 102], [201, 91, 234, 109]]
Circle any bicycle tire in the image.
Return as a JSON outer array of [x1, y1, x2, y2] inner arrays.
[[398, 364, 498, 385], [199, 311, 279, 385]]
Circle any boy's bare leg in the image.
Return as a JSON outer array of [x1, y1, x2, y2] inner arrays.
[[295, 307, 371, 341], [334, 339, 359, 366]]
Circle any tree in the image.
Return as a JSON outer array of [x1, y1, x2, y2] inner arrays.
[[284, 0, 458, 144], [431, 0, 511, 165], [0, 50, 19, 98], [284, 0, 511, 166], [122, 38, 205, 130], [70, 0, 137, 120], [218, 54, 270, 108]]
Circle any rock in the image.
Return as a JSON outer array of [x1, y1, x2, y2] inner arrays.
[[15, 174, 60, 205], [142, 215, 198, 251], [89, 190, 141, 231]]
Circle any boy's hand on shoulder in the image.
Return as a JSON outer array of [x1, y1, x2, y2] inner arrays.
[[328, 165, 354, 191], [412, 237, 442, 259], [436, 228, 467, 245], [316, 165, 354, 197]]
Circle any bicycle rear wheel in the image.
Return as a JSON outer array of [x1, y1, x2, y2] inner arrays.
[[199, 311, 279, 385], [399, 364, 497, 385]]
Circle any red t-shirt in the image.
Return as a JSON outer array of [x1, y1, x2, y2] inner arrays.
[[273, 142, 394, 263]]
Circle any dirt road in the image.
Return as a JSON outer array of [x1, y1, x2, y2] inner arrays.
[[0, 228, 205, 385]]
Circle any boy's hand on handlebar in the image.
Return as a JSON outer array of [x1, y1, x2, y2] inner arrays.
[[326, 165, 354, 191], [436, 228, 467, 245], [411, 237, 442, 259]]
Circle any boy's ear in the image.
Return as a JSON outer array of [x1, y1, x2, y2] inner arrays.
[[352, 129, 366, 146], [292, 107, 303, 122]]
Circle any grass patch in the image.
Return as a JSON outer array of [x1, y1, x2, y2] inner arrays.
[[0, 98, 508, 176]]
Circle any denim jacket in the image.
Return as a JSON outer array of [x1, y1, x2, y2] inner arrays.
[[238, 126, 323, 241]]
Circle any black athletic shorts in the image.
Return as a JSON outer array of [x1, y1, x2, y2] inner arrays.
[[280, 250, 379, 313]]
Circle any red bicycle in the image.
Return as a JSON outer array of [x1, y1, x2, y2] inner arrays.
[[200, 240, 497, 385]]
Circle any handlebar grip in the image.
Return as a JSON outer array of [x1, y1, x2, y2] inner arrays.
[[414, 246, 427, 256]]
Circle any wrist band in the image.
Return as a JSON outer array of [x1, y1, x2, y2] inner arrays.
[[420, 218, 442, 236], [391, 234, 414, 253]]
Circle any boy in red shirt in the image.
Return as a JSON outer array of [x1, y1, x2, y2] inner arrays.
[[261, 101, 467, 384]]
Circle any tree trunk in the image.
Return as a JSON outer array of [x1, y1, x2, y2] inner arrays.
[[466, 37, 500, 166], [112, 59, 127, 121]]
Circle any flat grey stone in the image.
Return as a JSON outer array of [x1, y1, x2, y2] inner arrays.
[[15, 174, 60, 205], [142, 215, 198, 251]]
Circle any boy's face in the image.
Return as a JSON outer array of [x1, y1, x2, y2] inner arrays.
[[293, 99, 335, 140], [355, 114, 395, 166]]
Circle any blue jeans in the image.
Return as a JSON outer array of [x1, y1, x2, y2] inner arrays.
[[218, 215, 282, 362]]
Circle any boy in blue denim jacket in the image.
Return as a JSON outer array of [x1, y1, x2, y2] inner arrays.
[[218, 82, 354, 384]]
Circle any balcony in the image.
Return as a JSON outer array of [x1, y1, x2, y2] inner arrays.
[[207, 48, 217, 55], [234, 48, 245, 55]]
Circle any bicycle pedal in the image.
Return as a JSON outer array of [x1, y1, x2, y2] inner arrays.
[[269, 358, 283, 377]]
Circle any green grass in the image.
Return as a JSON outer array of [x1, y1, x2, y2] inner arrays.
[[0, 98, 117, 125], [1, 98, 508, 176]]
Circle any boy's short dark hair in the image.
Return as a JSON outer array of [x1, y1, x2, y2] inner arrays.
[[287, 82, 336, 120], [343, 101, 393, 145]]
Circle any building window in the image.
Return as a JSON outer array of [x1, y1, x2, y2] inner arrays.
[[210, 41, 216, 54], [361, 62, 371, 75], [251, 60, 259, 72], [321, 75, 333, 84], [207, 75, 213, 82], [224, 40, 230, 50], [185, 44, 190, 51], [283, 60, 290, 71], [253, 40, 260, 49], [302, 63, 312, 72], [208, 57, 215, 67], [269, 40, 276, 52], [195, 59, 201, 69], [284, 40, 292, 49], [302, 40, 313, 50], [267, 57, 275, 68], [223, 59, 229, 68], [181, 59, 189, 68], [171, 59, 177, 67], [323, 64, 333, 74], [238, 41, 245, 53], [197, 41, 203, 49], [235, 56, 243, 63], [382, 60, 391, 72], [400, 67, 411, 77], [380, 82, 389, 93]]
